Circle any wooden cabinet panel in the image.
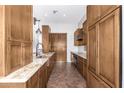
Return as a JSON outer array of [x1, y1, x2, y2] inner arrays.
[[87, 5, 100, 26], [87, 71, 110, 88], [98, 8, 120, 87], [27, 72, 39, 88], [74, 29, 83, 46], [88, 25, 97, 73], [82, 20, 87, 45], [87, 6, 121, 88], [38, 63, 47, 88], [83, 61, 87, 80], [22, 6, 33, 41], [22, 43, 32, 65], [100, 5, 119, 19], [6, 41, 22, 74], [10, 6, 22, 40]]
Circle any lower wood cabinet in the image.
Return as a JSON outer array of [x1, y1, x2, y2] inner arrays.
[[71, 53, 87, 80], [38, 63, 47, 88], [87, 71, 111, 88], [0, 53, 56, 88], [47, 53, 56, 81], [27, 72, 39, 88]]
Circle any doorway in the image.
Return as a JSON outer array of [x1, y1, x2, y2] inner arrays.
[[50, 33, 67, 62]]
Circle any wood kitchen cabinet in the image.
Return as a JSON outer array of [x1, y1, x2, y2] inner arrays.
[[42, 25, 51, 53], [0, 5, 33, 76], [98, 8, 120, 87], [100, 5, 119, 19], [83, 59, 87, 80], [38, 63, 47, 88], [88, 25, 97, 74], [27, 72, 39, 88], [87, 71, 111, 88], [22, 42, 33, 65], [71, 53, 87, 80], [74, 28, 83, 46], [87, 6, 121, 88], [47, 53, 56, 81], [82, 20, 87, 45], [87, 5, 100, 26], [6, 41, 22, 73]]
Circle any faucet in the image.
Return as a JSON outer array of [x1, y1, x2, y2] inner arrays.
[[36, 42, 42, 57]]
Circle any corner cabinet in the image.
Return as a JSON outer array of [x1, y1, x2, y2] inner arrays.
[[0, 5, 33, 76], [87, 6, 121, 88]]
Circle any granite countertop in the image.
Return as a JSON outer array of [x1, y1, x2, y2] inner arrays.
[[0, 52, 55, 83], [71, 51, 87, 59]]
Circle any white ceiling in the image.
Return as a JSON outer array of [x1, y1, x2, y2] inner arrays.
[[33, 5, 86, 24]]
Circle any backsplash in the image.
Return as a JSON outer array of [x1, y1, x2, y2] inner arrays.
[[78, 46, 87, 53]]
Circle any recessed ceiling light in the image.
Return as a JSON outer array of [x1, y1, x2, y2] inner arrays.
[[63, 14, 66, 17]]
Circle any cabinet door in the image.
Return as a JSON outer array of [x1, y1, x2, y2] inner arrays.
[[22, 43, 32, 65], [22, 6, 33, 41], [98, 8, 120, 87], [6, 41, 22, 74], [83, 61, 87, 80], [87, 71, 111, 88], [10, 6, 23, 40], [88, 25, 97, 73], [100, 5, 119, 18], [27, 72, 39, 88], [38, 64, 47, 88], [21, 6, 32, 41], [87, 5, 100, 26]]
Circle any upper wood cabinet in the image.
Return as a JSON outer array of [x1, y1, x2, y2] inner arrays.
[[42, 25, 51, 53], [87, 5, 100, 26], [74, 28, 83, 46], [98, 8, 120, 87], [100, 5, 119, 19], [5, 6, 33, 41], [22, 6, 33, 41], [87, 5, 119, 27], [0, 5, 33, 76]]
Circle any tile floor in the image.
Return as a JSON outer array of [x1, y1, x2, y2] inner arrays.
[[47, 62, 86, 88]]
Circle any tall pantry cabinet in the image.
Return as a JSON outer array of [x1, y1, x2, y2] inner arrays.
[[0, 5, 33, 76], [87, 5, 121, 88]]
